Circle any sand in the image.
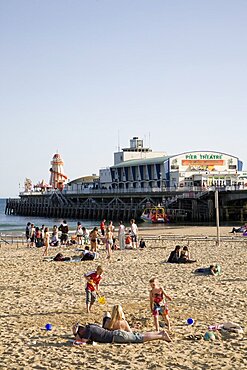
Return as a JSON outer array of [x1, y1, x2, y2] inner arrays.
[[0, 225, 246, 370]]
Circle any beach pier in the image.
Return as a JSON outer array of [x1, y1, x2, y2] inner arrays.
[[5, 188, 247, 223]]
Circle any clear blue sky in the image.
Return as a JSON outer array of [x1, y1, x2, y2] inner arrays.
[[1, 0, 246, 197]]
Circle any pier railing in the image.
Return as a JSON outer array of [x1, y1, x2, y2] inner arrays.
[[19, 185, 244, 197]]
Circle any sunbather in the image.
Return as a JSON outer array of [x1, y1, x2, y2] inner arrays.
[[72, 323, 171, 344], [194, 264, 221, 276], [102, 304, 132, 332]]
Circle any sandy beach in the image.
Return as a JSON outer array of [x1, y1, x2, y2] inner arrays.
[[0, 225, 246, 369]]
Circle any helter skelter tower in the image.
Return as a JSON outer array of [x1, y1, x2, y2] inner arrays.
[[49, 153, 68, 190]]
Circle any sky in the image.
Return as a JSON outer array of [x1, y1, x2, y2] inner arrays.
[[0, 0, 246, 197]]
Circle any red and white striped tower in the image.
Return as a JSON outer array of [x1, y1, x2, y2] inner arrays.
[[49, 153, 68, 190]]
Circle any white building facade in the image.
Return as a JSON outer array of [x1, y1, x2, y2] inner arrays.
[[101, 138, 246, 191]]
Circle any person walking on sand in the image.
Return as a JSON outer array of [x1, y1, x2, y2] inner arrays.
[[130, 219, 138, 249], [118, 221, 126, 250], [149, 277, 172, 331], [84, 265, 103, 313], [43, 227, 50, 256]]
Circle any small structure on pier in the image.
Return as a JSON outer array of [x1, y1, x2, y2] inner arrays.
[[49, 153, 68, 190]]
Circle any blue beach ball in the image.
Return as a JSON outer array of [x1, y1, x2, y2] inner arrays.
[[45, 323, 52, 331], [187, 318, 194, 325]]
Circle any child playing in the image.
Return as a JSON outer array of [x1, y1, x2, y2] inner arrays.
[[84, 265, 103, 313], [149, 277, 172, 331]]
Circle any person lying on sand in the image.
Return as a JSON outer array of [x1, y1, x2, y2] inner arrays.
[[53, 252, 71, 261], [229, 224, 247, 234], [102, 304, 132, 332], [72, 323, 171, 344], [194, 264, 221, 276]]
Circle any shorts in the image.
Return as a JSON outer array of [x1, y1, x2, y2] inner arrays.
[[152, 303, 169, 317], [85, 288, 97, 305], [61, 233, 68, 242], [131, 234, 137, 243], [112, 330, 144, 344]]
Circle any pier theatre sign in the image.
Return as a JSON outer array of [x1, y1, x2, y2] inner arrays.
[[177, 152, 233, 172]]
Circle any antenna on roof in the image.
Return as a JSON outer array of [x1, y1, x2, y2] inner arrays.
[[118, 129, 120, 151], [148, 132, 151, 148]]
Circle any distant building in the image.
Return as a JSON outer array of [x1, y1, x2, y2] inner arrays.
[[66, 174, 99, 192], [98, 137, 246, 190]]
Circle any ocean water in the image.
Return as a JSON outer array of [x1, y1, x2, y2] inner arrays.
[[0, 198, 98, 235]]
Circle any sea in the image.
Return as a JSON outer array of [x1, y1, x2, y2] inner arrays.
[[0, 198, 98, 236]]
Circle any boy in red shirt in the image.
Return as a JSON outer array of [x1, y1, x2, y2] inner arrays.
[[84, 265, 103, 313], [149, 277, 172, 331]]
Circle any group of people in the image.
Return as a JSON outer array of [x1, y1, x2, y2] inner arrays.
[[25, 220, 90, 249], [75, 265, 172, 345], [73, 305, 171, 345], [167, 245, 221, 277], [25, 222, 50, 256], [167, 245, 196, 264], [26, 218, 145, 260]]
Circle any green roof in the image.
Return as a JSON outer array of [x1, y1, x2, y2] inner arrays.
[[111, 155, 170, 168]]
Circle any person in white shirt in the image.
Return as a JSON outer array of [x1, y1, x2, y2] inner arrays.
[[118, 221, 126, 250], [130, 219, 138, 249]]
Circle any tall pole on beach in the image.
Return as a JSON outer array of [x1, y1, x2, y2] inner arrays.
[[215, 190, 220, 246]]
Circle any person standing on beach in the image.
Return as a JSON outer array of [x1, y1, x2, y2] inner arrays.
[[58, 220, 69, 245], [89, 227, 100, 252], [82, 227, 90, 245], [84, 265, 103, 313], [149, 277, 172, 331], [43, 227, 50, 256], [118, 221, 126, 250], [100, 219, 106, 237], [130, 219, 138, 249], [76, 222, 83, 245], [30, 223, 35, 247], [105, 226, 113, 259], [25, 222, 31, 246], [40, 224, 45, 246]]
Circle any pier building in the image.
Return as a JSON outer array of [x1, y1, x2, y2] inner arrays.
[[5, 137, 247, 223]]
